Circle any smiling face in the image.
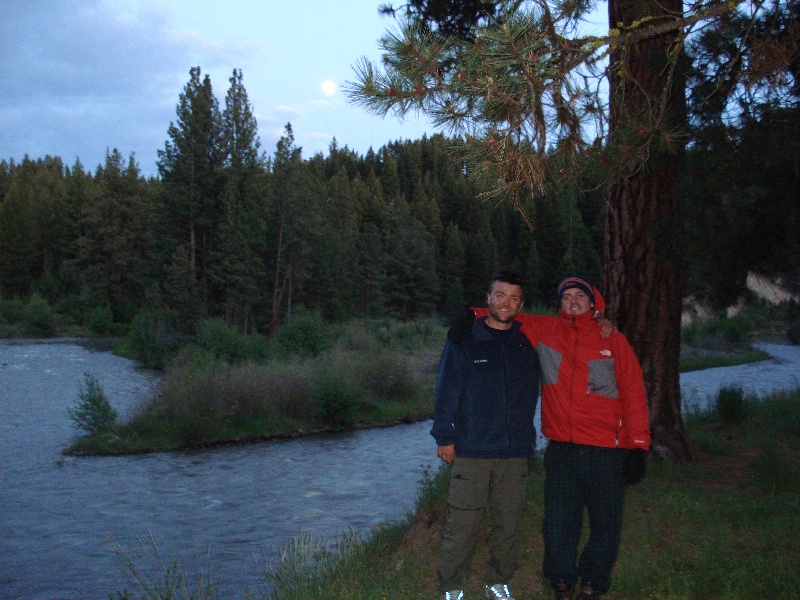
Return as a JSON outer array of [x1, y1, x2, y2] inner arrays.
[[560, 287, 594, 317], [485, 281, 524, 330]]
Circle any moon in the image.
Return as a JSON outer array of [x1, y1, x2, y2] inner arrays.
[[321, 80, 336, 96]]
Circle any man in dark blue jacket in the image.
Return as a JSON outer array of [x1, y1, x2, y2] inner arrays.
[[432, 271, 541, 600]]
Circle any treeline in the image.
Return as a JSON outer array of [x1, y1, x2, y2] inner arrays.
[[0, 68, 798, 338], [0, 69, 603, 337]]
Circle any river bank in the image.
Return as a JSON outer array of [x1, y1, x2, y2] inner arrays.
[[2, 339, 798, 599], [271, 385, 800, 600], [60, 329, 777, 457]]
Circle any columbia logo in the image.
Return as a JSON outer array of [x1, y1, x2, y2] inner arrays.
[[600, 350, 612, 356], [474, 359, 488, 364]]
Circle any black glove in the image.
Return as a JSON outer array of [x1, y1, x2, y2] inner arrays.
[[447, 308, 476, 344], [623, 449, 648, 485]]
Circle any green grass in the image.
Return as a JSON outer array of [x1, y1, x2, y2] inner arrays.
[[265, 388, 800, 600], [64, 319, 444, 456], [101, 386, 800, 598], [678, 348, 771, 372]]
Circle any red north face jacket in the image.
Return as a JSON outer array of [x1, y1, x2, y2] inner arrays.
[[474, 289, 650, 450]]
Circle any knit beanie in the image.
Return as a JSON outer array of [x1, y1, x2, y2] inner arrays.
[[557, 275, 595, 305]]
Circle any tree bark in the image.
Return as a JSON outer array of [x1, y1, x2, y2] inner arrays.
[[605, 0, 695, 461]]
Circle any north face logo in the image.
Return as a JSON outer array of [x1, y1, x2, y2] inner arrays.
[[600, 350, 612, 356]]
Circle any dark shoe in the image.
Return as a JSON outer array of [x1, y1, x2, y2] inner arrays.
[[552, 581, 573, 600], [576, 584, 601, 600]]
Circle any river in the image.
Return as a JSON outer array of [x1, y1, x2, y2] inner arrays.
[[1, 340, 798, 599]]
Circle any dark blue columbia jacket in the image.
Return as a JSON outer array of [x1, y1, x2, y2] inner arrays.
[[431, 317, 541, 458]]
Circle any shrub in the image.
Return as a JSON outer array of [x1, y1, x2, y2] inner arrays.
[[719, 316, 750, 344], [152, 364, 233, 445], [68, 372, 118, 434], [372, 318, 442, 351], [0, 297, 26, 323], [787, 321, 800, 345], [122, 311, 168, 368], [195, 318, 270, 364], [229, 361, 315, 420], [88, 305, 114, 335], [716, 386, 747, 425], [358, 351, 416, 401], [25, 294, 57, 336], [273, 309, 335, 358], [315, 372, 361, 426]]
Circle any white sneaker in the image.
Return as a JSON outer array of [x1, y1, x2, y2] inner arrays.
[[485, 583, 515, 599], [444, 591, 464, 600]]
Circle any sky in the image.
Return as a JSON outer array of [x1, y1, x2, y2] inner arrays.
[[0, 0, 440, 177]]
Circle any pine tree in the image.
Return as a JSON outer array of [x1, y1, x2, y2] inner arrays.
[[212, 69, 267, 330], [75, 151, 155, 321], [438, 222, 466, 317], [384, 205, 440, 319], [358, 222, 389, 318], [348, 0, 744, 459], [0, 174, 37, 296], [157, 67, 223, 316], [266, 124, 307, 336], [163, 244, 202, 334]]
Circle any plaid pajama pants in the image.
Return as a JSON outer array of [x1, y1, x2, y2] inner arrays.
[[542, 441, 627, 595]]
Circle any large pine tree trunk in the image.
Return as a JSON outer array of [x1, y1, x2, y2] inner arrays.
[[605, 0, 694, 461]]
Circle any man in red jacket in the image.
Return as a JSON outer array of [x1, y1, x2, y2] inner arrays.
[[538, 276, 649, 600], [467, 275, 650, 600]]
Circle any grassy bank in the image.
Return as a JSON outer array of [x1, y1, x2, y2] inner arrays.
[[265, 387, 800, 600], [63, 304, 789, 456], [64, 318, 445, 455], [108, 387, 800, 598]]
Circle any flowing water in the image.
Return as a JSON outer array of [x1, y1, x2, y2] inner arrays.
[[1, 339, 798, 599]]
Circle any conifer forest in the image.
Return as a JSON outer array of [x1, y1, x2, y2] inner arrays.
[[0, 64, 798, 338]]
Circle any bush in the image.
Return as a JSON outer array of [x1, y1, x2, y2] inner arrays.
[[68, 372, 118, 434], [152, 364, 233, 445], [315, 372, 361, 426], [358, 351, 415, 400], [25, 294, 57, 336], [273, 309, 335, 358], [88, 305, 114, 335], [716, 386, 747, 425], [719, 316, 750, 344], [372, 318, 442, 351], [0, 298, 26, 324], [787, 321, 800, 345], [195, 318, 270, 364], [121, 311, 169, 368]]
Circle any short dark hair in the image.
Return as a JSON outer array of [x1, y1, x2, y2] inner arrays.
[[489, 270, 525, 297]]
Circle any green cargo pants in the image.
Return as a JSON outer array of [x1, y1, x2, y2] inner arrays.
[[437, 457, 528, 591]]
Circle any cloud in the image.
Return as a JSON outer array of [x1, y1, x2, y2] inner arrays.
[[0, 1, 235, 174]]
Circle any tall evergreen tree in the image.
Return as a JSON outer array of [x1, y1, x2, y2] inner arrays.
[[438, 221, 466, 317], [157, 67, 223, 315], [384, 205, 440, 318], [212, 69, 267, 330], [0, 170, 38, 297], [75, 151, 155, 320], [163, 244, 202, 333], [348, 0, 765, 459], [358, 222, 390, 318], [266, 124, 309, 336]]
